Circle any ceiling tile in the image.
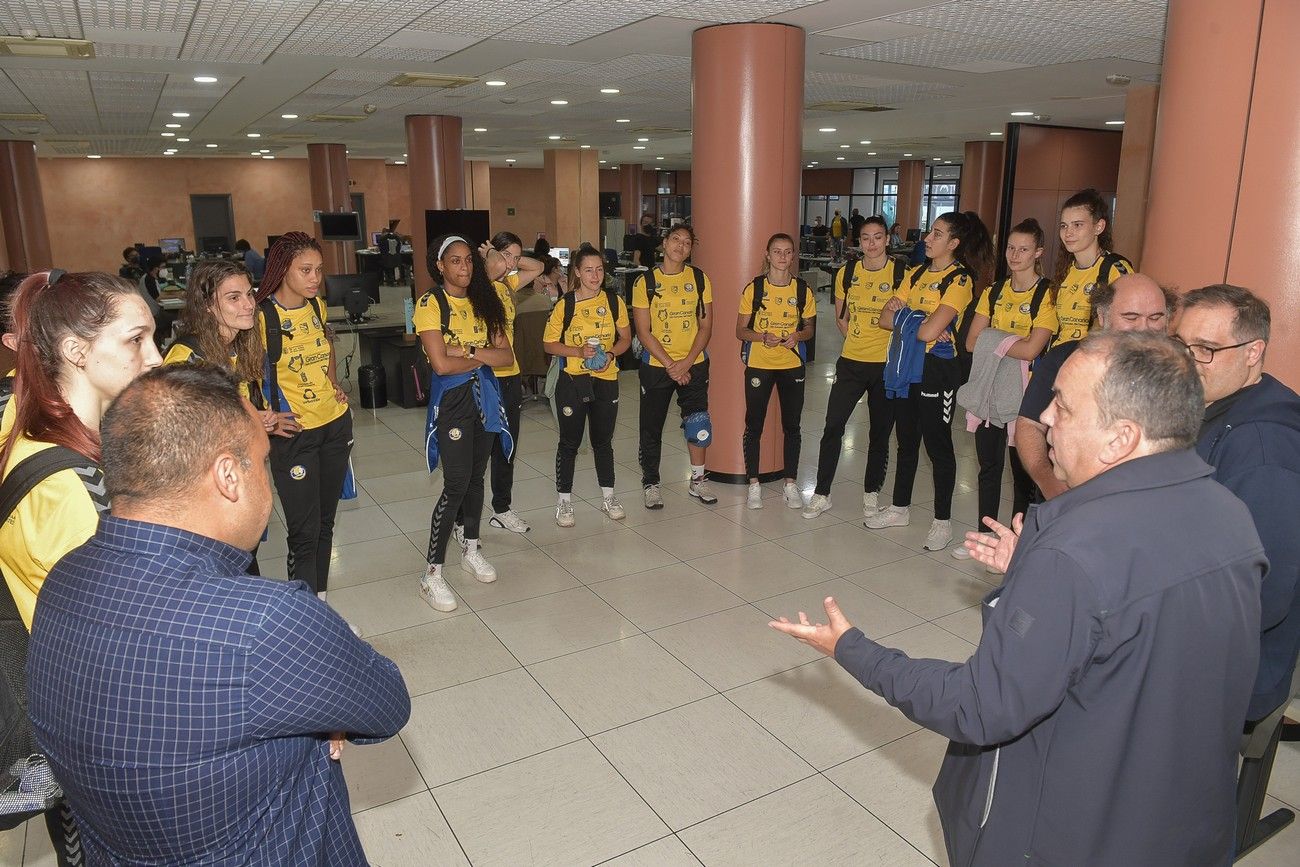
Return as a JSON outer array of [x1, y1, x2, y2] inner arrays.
[[0, 1, 82, 39]]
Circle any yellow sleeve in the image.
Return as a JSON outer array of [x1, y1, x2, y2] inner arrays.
[[1, 472, 98, 629], [700, 273, 713, 305], [939, 274, 973, 313], [738, 282, 755, 315], [615, 296, 630, 328], [801, 286, 817, 320], [163, 342, 196, 365], [1031, 297, 1060, 332], [412, 292, 442, 335], [542, 302, 565, 343], [503, 273, 521, 291], [631, 275, 649, 309], [974, 288, 992, 319], [832, 266, 848, 302]]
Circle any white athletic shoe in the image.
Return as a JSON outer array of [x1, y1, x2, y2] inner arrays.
[[925, 519, 952, 552], [643, 484, 664, 510], [864, 505, 910, 529], [747, 483, 763, 510], [419, 573, 458, 612], [555, 500, 576, 528], [460, 548, 497, 583], [452, 523, 468, 553], [601, 496, 626, 521], [802, 494, 832, 519], [688, 475, 718, 505], [863, 491, 880, 516], [951, 533, 993, 560], [489, 510, 530, 534], [783, 481, 803, 510]]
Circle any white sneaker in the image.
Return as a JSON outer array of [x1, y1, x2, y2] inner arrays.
[[452, 523, 468, 553], [864, 505, 910, 529], [460, 548, 497, 583], [925, 519, 952, 552], [419, 573, 457, 612], [489, 510, 530, 534], [601, 496, 626, 520], [747, 482, 763, 510], [556, 499, 576, 528], [783, 481, 803, 510], [688, 475, 718, 505], [802, 494, 832, 519], [643, 484, 664, 510], [346, 620, 363, 638], [951, 533, 993, 560], [863, 491, 880, 516]]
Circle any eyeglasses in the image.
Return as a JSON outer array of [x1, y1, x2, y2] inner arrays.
[[1173, 336, 1257, 364]]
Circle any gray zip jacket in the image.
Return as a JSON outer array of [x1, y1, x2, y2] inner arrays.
[[835, 449, 1264, 866]]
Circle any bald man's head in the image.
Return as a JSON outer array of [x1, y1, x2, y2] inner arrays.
[[1093, 272, 1175, 333]]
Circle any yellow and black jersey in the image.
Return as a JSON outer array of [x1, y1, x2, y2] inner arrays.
[[739, 277, 817, 370], [543, 291, 629, 382], [835, 260, 902, 363], [893, 262, 974, 354], [256, 299, 345, 431], [492, 273, 521, 378], [631, 267, 713, 367], [976, 278, 1059, 339], [414, 288, 491, 351], [1055, 252, 1133, 341]]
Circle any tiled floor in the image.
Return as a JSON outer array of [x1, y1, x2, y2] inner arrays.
[[5, 294, 1300, 866]]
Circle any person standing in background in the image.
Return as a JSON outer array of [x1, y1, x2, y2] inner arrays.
[[234, 239, 266, 283]]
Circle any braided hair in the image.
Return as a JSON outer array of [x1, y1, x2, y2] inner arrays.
[[255, 231, 321, 303]]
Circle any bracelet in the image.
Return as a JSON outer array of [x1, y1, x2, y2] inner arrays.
[[467, 345, 476, 359]]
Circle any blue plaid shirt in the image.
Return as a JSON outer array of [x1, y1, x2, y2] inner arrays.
[[25, 517, 411, 866]]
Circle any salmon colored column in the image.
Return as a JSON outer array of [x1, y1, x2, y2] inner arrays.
[[1143, 0, 1300, 388], [1113, 84, 1159, 265], [958, 140, 1004, 239], [543, 148, 599, 250], [465, 160, 491, 211], [306, 143, 352, 277], [406, 115, 464, 297], [0, 140, 52, 271], [896, 159, 925, 234], [619, 163, 643, 228], [693, 23, 805, 483]]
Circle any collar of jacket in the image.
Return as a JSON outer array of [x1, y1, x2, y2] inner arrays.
[[1031, 448, 1214, 530]]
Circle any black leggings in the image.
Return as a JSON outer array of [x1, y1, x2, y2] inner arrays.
[[269, 410, 353, 594], [428, 383, 493, 565], [974, 424, 1033, 530], [743, 365, 806, 480], [815, 358, 893, 497], [638, 359, 710, 486], [555, 372, 619, 494], [890, 355, 959, 520], [456, 373, 522, 519]]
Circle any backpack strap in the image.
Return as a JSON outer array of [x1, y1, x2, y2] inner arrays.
[[0, 447, 106, 526], [838, 260, 856, 321], [430, 286, 455, 337], [1097, 252, 1130, 288], [1028, 276, 1052, 323], [688, 265, 707, 320], [985, 277, 1008, 315], [794, 277, 810, 331], [559, 291, 578, 343], [892, 257, 906, 290], [746, 276, 766, 331], [643, 268, 659, 308], [258, 298, 285, 412]]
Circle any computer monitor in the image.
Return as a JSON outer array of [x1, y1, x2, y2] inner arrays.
[[199, 236, 227, 254], [159, 237, 184, 255], [371, 231, 383, 247], [319, 212, 362, 242], [552, 247, 571, 268], [138, 245, 164, 267], [906, 228, 923, 243], [324, 272, 381, 308]]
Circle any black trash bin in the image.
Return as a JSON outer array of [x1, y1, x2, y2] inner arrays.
[[358, 363, 388, 409]]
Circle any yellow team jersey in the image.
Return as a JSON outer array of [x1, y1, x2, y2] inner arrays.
[[894, 262, 974, 354], [543, 292, 629, 382], [631, 267, 713, 367], [1055, 252, 1133, 341], [739, 278, 818, 370], [492, 274, 521, 378], [0, 434, 99, 629], [414, 288, 492, 355], [835, 261, 900, 363], [975, 278, 1060, 338], [257, 300, 346, 430]]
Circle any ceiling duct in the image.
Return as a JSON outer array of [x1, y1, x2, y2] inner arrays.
[[808, 101, 896, 113], [387, 72, 478, 89]]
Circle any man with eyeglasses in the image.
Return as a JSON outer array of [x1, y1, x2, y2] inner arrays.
[[1177, 285, 1300, 749]]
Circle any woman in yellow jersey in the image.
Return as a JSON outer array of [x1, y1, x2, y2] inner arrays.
[[1053, 188, 1133, 342], [543, 245, 631, 528], [805, 216, 903, 520], [414, 235, 514, 613], [953, 218, 1057, 561], [253, 232, 351, 600], [632, 224, 717, 511], [872, 211, 993, 552], [736, 233, 817, 512]]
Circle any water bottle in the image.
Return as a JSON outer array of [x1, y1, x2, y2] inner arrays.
[[583, 337, 608, 371]]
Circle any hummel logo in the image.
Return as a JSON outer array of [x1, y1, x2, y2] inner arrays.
[[921, 391, 938, 398]]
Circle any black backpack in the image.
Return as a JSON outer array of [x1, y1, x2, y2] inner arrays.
[[839, 257, 907, 321], [643, 265, 707, 322], [904, 263, 970, 348], [1096, 252, 1131, 288], [985, 277, 1052, 326], [171, 335, 265, 408], [743, 275, 811, 362], [258, 296, 324, 412]]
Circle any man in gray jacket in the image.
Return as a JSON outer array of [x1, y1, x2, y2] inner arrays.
[[771, 331, 1265, 866]]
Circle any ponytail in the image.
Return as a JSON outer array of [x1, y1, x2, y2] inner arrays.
[[936, 212, 994, 288], [1053, 188, 1115, 286]]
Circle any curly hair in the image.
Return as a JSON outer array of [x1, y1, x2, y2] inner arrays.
[[428, 234, 508, 340], [176, 259, 264, 383]]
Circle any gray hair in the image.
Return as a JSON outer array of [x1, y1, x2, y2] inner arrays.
[[1180, 283, 1270, 343], [1076, 331, 1204, 450]]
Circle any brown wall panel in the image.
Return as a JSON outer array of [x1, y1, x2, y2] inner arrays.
[[800, 168, 853, 196]]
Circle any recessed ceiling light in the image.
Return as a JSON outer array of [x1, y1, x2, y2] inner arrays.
[[933, 157, 942, 161], [505, 158, 516, 163], [637, 137, 649, 142], [903, 152, 913, 157], [598, 160, 607, 164], [655, 156, 664, 160], [394, 160, 405, 165], [246, 133, 261, 138], [548, 135, 562, 140], [943, 160, 952, 164], [550, 99, 568, 105], [615, 118, 630, 123], [600, 88, 620, 94], [177, 137, 190, 142], [205, 143, 218, 148], [165, 123, 182, 128], [836, 156, 845, 161], [161, 132, 175, 137], [164, 151, 176, 155], [1010, 110, 1034, 116], [867, 152, 876, 155], [811, 161, 819, 165], [1105, 120, 1125, 125], [818, 127, 836, 132], [989, 131, 1003, 136], [580, 144, 590, 149], [86, 154, 101, 159], [486, 80, 506, 87], [806, 164, 813, 168], [193, 76, 218, 84], [840, 144, 850, 149], [611, 165, 618, 169], [632, 145, 646, 150], [262, 155, 275, 160], [259, 149, 270, 153], [859, 140, 871, 145], [171, 112, 189, 118], [473, 127, 486, 132], [251, 151, 261, 156], [281, 114, 299, 119]]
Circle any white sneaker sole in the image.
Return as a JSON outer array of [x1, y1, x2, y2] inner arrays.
[[460, 561, 497, 584], [420, 588, 458, 613], [688, 489, 718, 505], [489, 516, 530, 534]]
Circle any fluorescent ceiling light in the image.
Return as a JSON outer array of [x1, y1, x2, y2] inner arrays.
[[859, 140, 871, 144], [177, 138, 190, 142], [550, 99, 568, 105], [205, 143, 218, 148], [548, 135, 561, 140], [1105, 120, 1126, 125], [247, 133, 261, 138], [600, 88, 619, 94], [165, 123, 182, 128], [615, 118, 630, 123], [1010, 110, 1034, 116], [161, 132, 175, 137], [632, 145, 646, 150], [171, 112, 189, 118], [637, 137, 649, 142], [990, 131, 1003, 136], [818, 127, 836, 132], [486, 80, 506, 86], [194, 76, 218, 84], [473, 127, 486, 132], [281, 114, 299, 119], [86, 154, 101, 159]]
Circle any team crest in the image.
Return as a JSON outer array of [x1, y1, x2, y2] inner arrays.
[[750, 377, 761, 387], [1019, 302, 1032, 314], [562, 406, 573, 416], [597, 306, 607, 316], [684, 283, 695, 292], [290, 465, 306, 480], [281, 318, 293, 331], [448, 427, 462, 441], [311, 316, 321, 328], [1084, 282, 1097, 296]]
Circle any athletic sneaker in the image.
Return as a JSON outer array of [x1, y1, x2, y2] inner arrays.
[[556, 500, 576, 528], [460, 548, 497, 583], [643, 484, 664, 510], [689, 475, 718, 505], [802, 494, 832, 519], [490, 510, 530, 534], [747, 482, 763, 510], [452, 522, 468, 553], [951, 533, 994, 560], [419, 574, 457, 612], [601, 496, 626, 520], [783, 481, 803, 510], [863, 491, 880, 516], [864, 505, 910, 529], [925, 519, 952, 552], [346, 621, 363, 638]]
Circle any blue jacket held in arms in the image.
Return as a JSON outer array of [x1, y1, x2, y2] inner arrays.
[[884, 307, 927, 399], [834, 449, 1264, 866], [1197, 372, 1300, 721], [424, 365, 514, 472]]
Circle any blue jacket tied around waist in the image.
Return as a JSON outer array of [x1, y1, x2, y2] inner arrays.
[[424, 367, 514, 472]]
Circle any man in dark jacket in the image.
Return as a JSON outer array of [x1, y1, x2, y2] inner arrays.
[[772, 331, 1265, 866], [1177, 283, 1300, 723]]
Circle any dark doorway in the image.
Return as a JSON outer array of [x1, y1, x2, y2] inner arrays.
[[190, 194, 236, 253]]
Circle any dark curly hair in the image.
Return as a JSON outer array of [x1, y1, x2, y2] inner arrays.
[[427, 234, 508, 340]]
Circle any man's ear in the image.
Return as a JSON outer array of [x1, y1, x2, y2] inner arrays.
[[1098, 419, 1141, 467], [1245, 338, 1266, 369], [212, 453, 242, 504]]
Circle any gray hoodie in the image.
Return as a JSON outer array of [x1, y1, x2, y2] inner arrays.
[[956, 327, 1025, 428]]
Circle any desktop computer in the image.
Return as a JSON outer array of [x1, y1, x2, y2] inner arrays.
[[324, 272, 382, 323], [159, 237, 185, 256]]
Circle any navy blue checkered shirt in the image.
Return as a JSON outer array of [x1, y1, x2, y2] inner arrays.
[[26, 517, 410, 865]]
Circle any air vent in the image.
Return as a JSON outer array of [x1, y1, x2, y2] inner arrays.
[[0, 36, 94, 59], [808, 101, 896, 113], [308, 114, 367, 123], [632, 126, 691, 134], [0, 112, 46, 122], [272, 133, 316, 141], [387, 72, 477, 89]]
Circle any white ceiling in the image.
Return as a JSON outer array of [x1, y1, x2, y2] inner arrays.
[[0, 0, 1166, 168]]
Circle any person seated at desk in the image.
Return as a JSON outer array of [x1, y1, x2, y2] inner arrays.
[[235, 239, 265, 282], [376, 224, 405, 285], [119, 246, 143, 282], [889, 222, 904, 248], [810, 216, 830, 253]]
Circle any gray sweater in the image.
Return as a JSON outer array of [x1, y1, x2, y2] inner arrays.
[[956, 327, 1025, 428]]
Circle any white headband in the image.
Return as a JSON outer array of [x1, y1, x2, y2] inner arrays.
[[438, 235, 468, 260]]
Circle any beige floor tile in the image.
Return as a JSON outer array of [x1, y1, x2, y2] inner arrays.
[[349, 431, 417, 458], [651, 605, 821, 691], [328, 505, 403, 546], [434, 741, 668, 867], [777, 523, 914, 577], [515, 499, 628, 546], [687, 541, 836, 601], [592, 695, 813, 831], [528, 634, 714, 735], [933, 604, 985, 645], [543, 532, 679, 584], [1268, 740, 1300, 810], [378, 496, 441, 534], [726, 657, 920, 771], [845, 554, 992, 620], [361, 469, 443, 505], [21, 819, 56, 867], [0, 823, 24, 865], [365, 616, 519, 697], [326, 535, 428, 590], [599, 835, 700, 866], [878, 622, 979, 664], [716, 499, 847, 541], [613, 484, 712, 527], [352, 792, 470, 867], [678, 775, 931, 866], [753, 577, 925, 643], [663, 478, 780, 509], [327, 572, 457, 638], [402, 668, 581, 788], [442, 547, 581, 609], [351, 448, 429, 480], [340, 735, 427, 813], [496, 473, 574, 513], [633, 512, 764, 561], [590, 563, 744, 630], [477, 587, 639, 664]]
